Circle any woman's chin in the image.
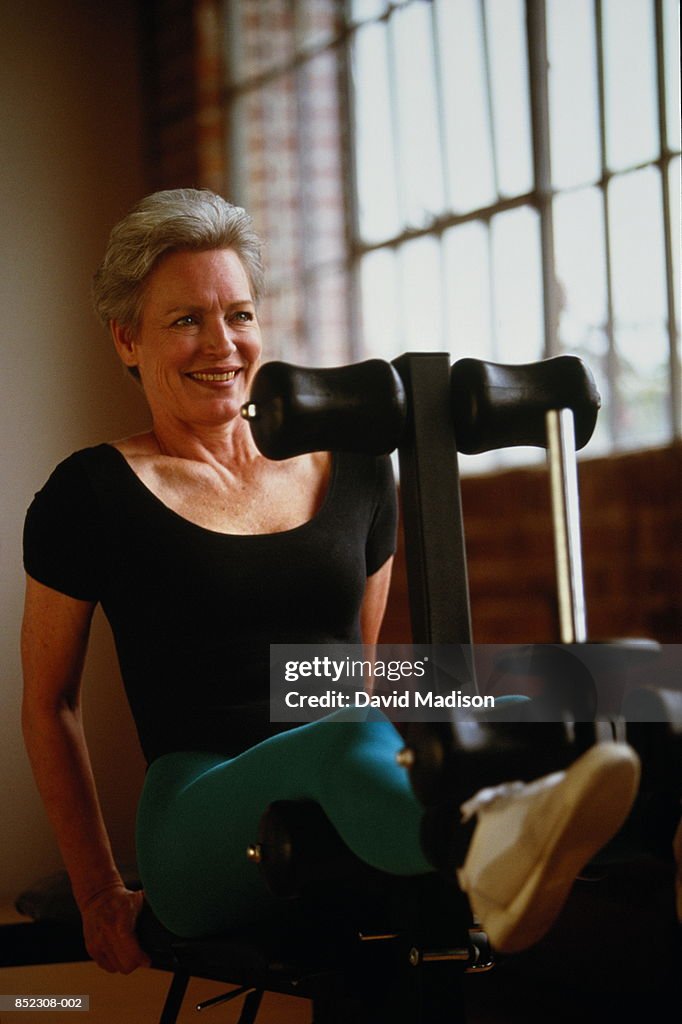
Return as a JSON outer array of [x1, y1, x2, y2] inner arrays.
[[187, 394, 250, 430]]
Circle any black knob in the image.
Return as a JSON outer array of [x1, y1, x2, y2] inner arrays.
[[242, 359, 407, 460], [451, 356, 601, 454]]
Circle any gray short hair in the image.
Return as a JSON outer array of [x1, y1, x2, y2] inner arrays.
[[92, 188, 265, 334]]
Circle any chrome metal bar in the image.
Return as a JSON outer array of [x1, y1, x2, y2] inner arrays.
[[196, 984, 254, 1012], [421, 948, 470, 963], [546, 409, 588, 643]]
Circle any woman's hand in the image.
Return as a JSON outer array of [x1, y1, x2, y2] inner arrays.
[[81, 885, 151, 974]]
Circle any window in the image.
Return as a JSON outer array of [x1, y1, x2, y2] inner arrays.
[[223, 0, 681, 457], [224, 0, 351, 365]]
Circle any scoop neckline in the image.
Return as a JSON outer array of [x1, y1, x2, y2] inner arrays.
[[101, 442, 338, 539]]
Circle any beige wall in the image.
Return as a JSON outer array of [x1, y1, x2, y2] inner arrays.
[[0, 1, 150, 902]]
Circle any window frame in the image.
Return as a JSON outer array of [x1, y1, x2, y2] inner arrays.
[[222, 0, 681, 453]]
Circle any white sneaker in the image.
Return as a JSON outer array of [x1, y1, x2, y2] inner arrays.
[[456, 743, 640, 954]]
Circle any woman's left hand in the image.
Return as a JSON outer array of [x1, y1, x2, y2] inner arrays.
[[81, 885, 152, 974]]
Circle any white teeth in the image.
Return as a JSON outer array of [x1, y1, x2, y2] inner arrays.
[[189, 371, 237, 382]]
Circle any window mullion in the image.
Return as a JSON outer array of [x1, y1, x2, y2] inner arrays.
[[294, 58, 316, 360], [526, 0, 558, 358], [223, 0, 247, 205], [595, 0, 619, 445], [429, 1, 450, 356], [340, 0, 363, 361], [385, 9, 406, 230], [655, 0, 681, 437], [479, 0, 501, 198], [485, 221, 499, 363], [430, 0, 453, 213]]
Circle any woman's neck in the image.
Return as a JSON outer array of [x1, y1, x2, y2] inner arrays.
[[148, 413, 260, 470]]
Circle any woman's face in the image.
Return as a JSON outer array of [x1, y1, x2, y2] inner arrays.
[[116, 248, 262, 430]]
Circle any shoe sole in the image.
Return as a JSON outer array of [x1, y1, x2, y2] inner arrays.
[[465, 743, 640, 954]]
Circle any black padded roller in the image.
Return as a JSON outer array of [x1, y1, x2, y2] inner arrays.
[[242, 359, 407, 460], [451, 355, 601, 454], [403, 718, 594, 809]]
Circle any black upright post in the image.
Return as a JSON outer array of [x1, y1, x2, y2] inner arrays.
[[392, 354, 475, 692]]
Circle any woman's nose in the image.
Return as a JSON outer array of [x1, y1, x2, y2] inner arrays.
[[202, 318, 237, 354]]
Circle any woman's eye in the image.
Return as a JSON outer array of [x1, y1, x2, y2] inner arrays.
[[173, 315, 198, 327], [232, 310, 254, 323]]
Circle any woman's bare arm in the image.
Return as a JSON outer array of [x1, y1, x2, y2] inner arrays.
[[21, 576, 149, 973], [360, 557, 394, 645]]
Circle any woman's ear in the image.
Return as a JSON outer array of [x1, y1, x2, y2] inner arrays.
[[110, 321, 139, 369]]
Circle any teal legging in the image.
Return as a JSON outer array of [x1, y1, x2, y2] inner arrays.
[[136, 713, 431, 937]]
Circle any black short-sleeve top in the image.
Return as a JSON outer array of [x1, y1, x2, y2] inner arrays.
[[23, 445, 397, 763]]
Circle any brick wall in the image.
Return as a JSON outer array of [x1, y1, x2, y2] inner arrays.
[[380, 443, 682, 646]]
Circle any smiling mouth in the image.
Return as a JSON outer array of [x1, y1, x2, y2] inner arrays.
[[187, 370, 238, 383]]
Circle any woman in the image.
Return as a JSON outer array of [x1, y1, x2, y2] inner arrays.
[[21, 189, 639, 975]]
